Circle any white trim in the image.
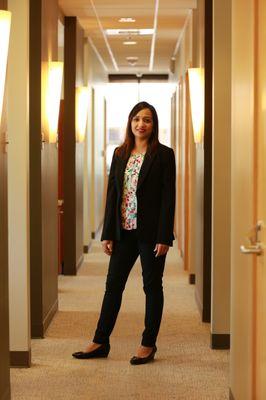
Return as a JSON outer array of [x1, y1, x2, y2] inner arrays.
[[90, 0, 119, 71], [149, 0, 160, 71], [88, 37, 108, 72], [172, 10, 192, 57]]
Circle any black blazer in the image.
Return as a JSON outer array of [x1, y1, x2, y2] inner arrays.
[[101, 143, 176, 246]]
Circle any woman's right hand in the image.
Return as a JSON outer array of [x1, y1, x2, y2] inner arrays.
[[102, 240, 114, 256]]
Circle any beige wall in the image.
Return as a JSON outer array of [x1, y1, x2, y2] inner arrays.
[[0, 0, 11, 395], [211, 0, 231, 334], [171, 13, 193, 265], [175, 13, 193, 79], [41, 0, 60, 333], [170, 7, 205, 290], [192, 0, 204, 299], [171, 11, 203, 284], [83, 54, 93, 246], [83, 39, 107, 240], [93, 87, 105, 234], [172, 0, 231, 340], [7, 0, 31, 353]]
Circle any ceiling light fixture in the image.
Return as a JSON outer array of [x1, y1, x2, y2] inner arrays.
[[106, 29, 154, 36], [123, 41, 137, 45], [76, 87, 89, 143], [44, 61, 64, 143], [126, 56, 138, 66], [119, 18, 136, 23], [188, 67, 205, 144]]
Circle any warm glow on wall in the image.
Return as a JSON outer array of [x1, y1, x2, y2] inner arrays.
[[76, 86, 89, 142], [45, 61, 63, 143], [0, 10, 11, 126], [188, 68, 204, 144]]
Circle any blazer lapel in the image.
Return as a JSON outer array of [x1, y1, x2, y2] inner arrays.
[[116, 155, 129, 193], [116, 151, 157, 192], [137, 152, 157, 190]]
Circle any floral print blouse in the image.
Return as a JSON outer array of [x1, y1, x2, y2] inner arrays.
[[121, 153, 145, 230]]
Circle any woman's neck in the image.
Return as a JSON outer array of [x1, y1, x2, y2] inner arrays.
[[133, 138, 148, 154]]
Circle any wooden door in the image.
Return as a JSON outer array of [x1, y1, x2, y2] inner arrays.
[[254, 0, 266, 397], [230, 0, 266, 398], [230, 0, 255, 398], [58, 100, 64, 274]]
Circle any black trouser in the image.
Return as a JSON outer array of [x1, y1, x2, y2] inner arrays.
[[93, 229, 167, 347]]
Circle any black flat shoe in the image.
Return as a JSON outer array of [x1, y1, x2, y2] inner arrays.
[[72, 343, 110, 359], [130, 345, 157, 365]]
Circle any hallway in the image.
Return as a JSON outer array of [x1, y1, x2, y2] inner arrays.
[[10, 241, 229, 400]]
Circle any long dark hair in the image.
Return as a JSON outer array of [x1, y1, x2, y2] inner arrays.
[[116, 101, 159, 159]]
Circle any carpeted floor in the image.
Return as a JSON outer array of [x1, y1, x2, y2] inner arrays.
[[10, 241, 229, 399]]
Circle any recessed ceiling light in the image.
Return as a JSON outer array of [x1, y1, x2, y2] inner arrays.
[[119, 18, 136, 23], [123, 41, 137, 45], [126, 56, 138, 66], [106, 29, 154, 36]]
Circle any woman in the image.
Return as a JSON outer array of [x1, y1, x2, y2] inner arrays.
[[73, 101, 176, 365]]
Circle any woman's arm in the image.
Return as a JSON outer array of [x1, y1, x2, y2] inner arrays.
[[101, 149, 118, 241], [156, 148, 176, 246]]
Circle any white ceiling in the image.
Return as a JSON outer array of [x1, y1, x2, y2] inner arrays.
[[59, 0, 197, 74]]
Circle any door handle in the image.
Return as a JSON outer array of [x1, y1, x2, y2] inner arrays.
[[240, 244, 263, 255]]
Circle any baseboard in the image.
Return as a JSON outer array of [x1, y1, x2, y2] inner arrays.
[[83, 241, 92, 254], [195, 287, 203, 316], [211, 333, 230, 349], [189, 273, 195, 284], [229, 388, 235, 400], [43, 299, 58, 334], [0, 385, 11, 400], [31, 322, 44, 338], [91, 221, 103, 241], [76, 254, 84, 272], [31, 298, 58, 338], [10, 349, 31, 368]]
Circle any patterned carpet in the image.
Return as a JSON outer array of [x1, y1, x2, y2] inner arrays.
[[10, 241, 229, 399]]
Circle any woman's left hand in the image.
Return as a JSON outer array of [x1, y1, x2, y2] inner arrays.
[[154, 243, 169, 257]]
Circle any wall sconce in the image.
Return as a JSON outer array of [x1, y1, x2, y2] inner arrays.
[[44, 61, 63, 143], [76, 86, 89, 142], [188, 67, 204, 144], [0, 10, 12, 126]]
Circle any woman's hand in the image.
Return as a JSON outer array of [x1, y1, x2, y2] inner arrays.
[[102, 240, 114, 256], [154, 243, 169, 257]]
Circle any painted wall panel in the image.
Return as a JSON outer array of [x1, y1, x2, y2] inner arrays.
[[0, 0, 11, 394], [8, 0, 31, 366]]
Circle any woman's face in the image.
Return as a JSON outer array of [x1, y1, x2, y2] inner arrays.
[[131, 108, 153, 140]]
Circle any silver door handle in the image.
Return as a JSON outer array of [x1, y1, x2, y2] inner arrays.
[[240, 244, 263, 255]]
